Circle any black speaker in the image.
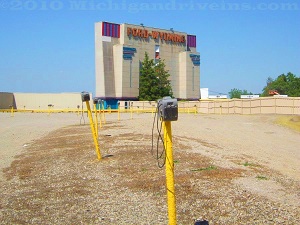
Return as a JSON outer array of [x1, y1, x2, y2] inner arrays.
[[194, 220, 209, 225], [81, 92, 90, 102]]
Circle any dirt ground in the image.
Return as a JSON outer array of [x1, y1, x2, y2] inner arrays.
[[0, 112, 299, 224]]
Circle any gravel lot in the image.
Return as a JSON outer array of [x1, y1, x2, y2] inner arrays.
[[0, 112, 299, 224]]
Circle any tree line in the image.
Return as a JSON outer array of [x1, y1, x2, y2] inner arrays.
[[229, 72, 300, 98]]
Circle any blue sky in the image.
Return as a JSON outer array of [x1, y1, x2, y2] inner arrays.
[[0, 0, 299, 96]]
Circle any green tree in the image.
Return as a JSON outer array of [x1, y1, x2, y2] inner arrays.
[[229, 88, 253, 99], [261, 72, 300, 97], [138, 52, 173, 101], [154, 59, 173, 98], [138, 52, 156, 100]]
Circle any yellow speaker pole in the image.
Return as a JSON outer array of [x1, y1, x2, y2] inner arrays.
[[10, 105, 14, 117], [99, 107, 103, 129], [130, 102, 133, 119], [163, 121, 177, 225], [118, 102, 120, 121], [85, 101, 102, 160], [94, 103, 98, 137], [48, 104, 54, 116], [102, 101, 106, 124], [77, 105, 80, 116]]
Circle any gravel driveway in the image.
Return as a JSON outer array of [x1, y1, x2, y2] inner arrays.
[[0, 112, 299, 224]]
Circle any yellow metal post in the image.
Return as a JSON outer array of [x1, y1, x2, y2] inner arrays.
[[77, 105, 80, 116], [101, 101, 106, 124], [10, 106, 14, 117], [94, 103, 98, 137], [163, 121, 177, 225], [118, 103, 120, 121], [99, 107, 103, 128], [85, 101, 102, 160], [48, 104, 53, 116]]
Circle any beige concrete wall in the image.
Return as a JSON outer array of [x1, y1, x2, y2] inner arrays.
[[177, 51, 201, 100], [196, 97, 300, 115], [118, 97, 300, 115], [118, 100, 156, 110], [13, 93, 92, 110], [178, 52, 188, 99], [113, 44, 124, 98], [95, 22, 120, 98], [95, 22, 105, 97], [8, 94, 298, 115]]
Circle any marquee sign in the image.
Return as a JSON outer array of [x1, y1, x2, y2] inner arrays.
[[127, 27, 185, 43]]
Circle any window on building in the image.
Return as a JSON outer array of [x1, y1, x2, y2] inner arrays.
[[155, 45, 160, 64]]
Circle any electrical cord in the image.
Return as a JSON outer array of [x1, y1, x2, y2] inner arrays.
[[151, 102, 166, 168]]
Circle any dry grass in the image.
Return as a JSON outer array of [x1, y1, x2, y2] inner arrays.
[[276, 115, 300, 132], [1, 121, 299, 224]]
